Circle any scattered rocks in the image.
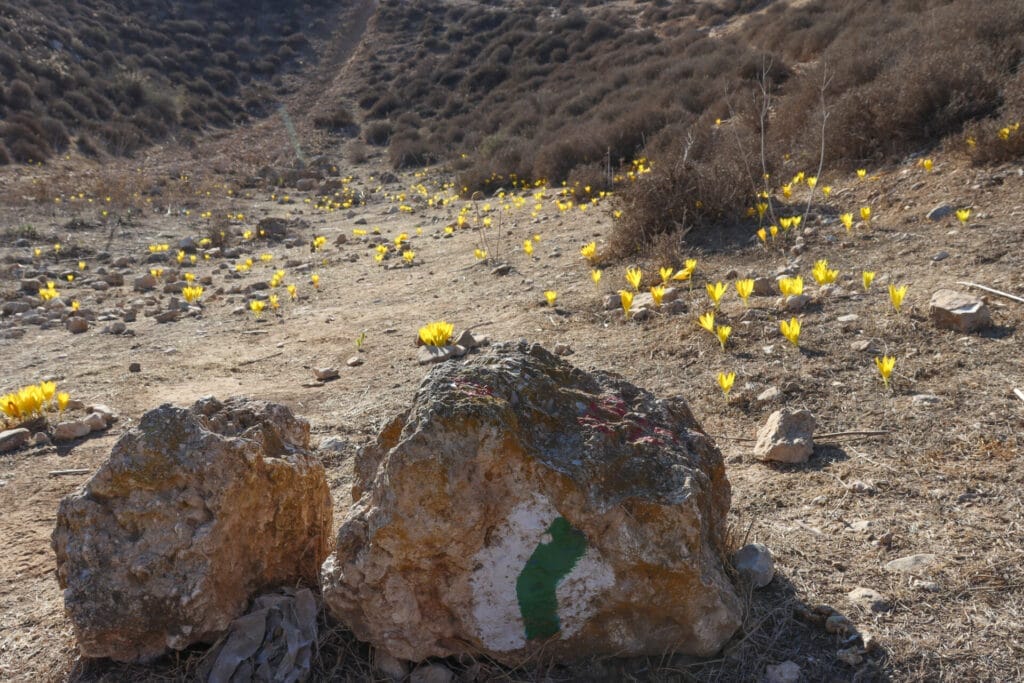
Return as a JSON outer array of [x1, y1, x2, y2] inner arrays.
[[321, 342, 741, 664], [754, 409, 816, 463], [929, 289, 991, 333], [884, 553, 937, 575], [65, 317, 88, 334], [847, 587, 891, 613], [732, 543, 775, 588], [313, 367, 340, 381], [0, 428, 31, 453], [52, 397, 332, 662]]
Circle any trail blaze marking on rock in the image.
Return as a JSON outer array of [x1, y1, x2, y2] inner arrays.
[[515, 517, 587, 640]]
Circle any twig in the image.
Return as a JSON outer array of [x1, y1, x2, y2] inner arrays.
[[956, 281, 1024, 304], [234, 351, 283, 368], [49, 469, 90, 477]]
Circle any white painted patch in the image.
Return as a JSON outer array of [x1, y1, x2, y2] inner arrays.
[[469, 493, 615, 651]]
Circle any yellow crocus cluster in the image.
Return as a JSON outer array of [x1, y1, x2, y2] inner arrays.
[[1, 381, 60, 423]]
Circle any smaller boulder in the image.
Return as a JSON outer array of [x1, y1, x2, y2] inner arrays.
[[847, 587, 890, 613], [929, 289, 991, 333], [53, 420, 91, 442], [926, 204, 954, 221], [733, 543, 774, 588], [754, 409, 816, 463], [0, 428, 31, 453], [66, 317, 89, 334]]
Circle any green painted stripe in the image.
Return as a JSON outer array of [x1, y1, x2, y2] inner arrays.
[[515, 516, 587, 641]]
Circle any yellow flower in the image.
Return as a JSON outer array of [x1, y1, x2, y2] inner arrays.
[[544, 290, 558, 307], [177, 250, 185, 263], [419, 321, 454, 347], [860, 206, 872, 222], [185, 273, 196, 283], [403, 250, 416, 264], [781, 183, 792, 198], [811, 259, 838, 285], [150, 268, 163, 279], [243, 230, 253, 241], [778, 276, 803, 297], [706, 281, 727, 309], [619, 290, 634, 319], [57, 392, 70, 413], [78, 261, 86, 271], [261, 253, 274, 263], [54, 243, 61, 253], [313, 235, 328, 251], [856, 169, 867, 179], [862, 271, 876, 291], [779, 317, 801, 346], [580, 242, 597, 261], [672, 265, 693, 281], [249, 300, 265, 319], [591, 269, 602, 285], [33, 248, 41, 258], [625, 267, 642, 292], [698, 311, 716, 333], [840, 213, 854, 231], [889, 283, 907, 313], [956, 208, 971, 224], [311, 273, 320, 289], [757, 227, 767, 244], [66, 274, 74, 282], [715, 324, 731, 351], [650, 285, 665, 307], [806, 176, 818, 189], [791, 215, 802, 228], [921, 158, 933, 172], [474, 249, 487, 260], [659, 266, 674, 283], [735, 278, 754, 305], [182, 286, 204, 304], [353, 229, 368, 237], [874, 355, 896, 390], [769, 225, 779, 239], [779, 217, 793, 231], [269, 294, 280, 310], [717, 371, 735, 399], [523, 240, 534, 256], [821, 185, 832, 198]]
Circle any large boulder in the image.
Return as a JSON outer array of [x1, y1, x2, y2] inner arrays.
[[52, 396, 332, 662], [321, 342, 741, 664]]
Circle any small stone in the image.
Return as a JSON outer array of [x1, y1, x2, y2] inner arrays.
[[33, 431, 51, 446], [752, 277, 776, 296], [346, 356, 364, 367], [53, 420, 91, 442], [837, 647, 864, 667], [911, 394, 941, 407], [849, 480, 875, 494], [83, 412, 108, 433], [885, 553, 937, 575], [847, 587, 890, 613], [732, 543, 774, 588], [87, 405, 117, 425], [755, 386, 780, 405], [825, 614, 853, 635], [764, 661, 801, 683], [931, 251, 949, 262], [154, 310, 179, 324], [417, 345, 454, 365], [128, 362, 142, 373], [929, 289, 991, 333], [849, 520, 873, 533], [66, 317, 88, 334], [373, 651, 409, 681], [553, 342, 573, 356], [783, 294, 810, 312], [754, 409, 816, 463], [318, 437, 347, 453], [836, 314, 859, 323], [107, 321, 127, 335], [850, 339, 873, 352], [490, 264, 511, 276], [912, 579, 941, 592], [313, 367, 340, 381], [927, 204, 954, 221], [452, 329, 479, 349], [0, 428, 31, 453], [410, 663, 454, 683], [133, 274, 157, 292]]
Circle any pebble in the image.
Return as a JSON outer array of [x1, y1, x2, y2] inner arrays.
[[927, 204, 954, 221], [129, 362, 142, 372], [931, 251, 949, 262], [911, 393, 941, 407], [836, 314, 859, 323], [410, 663, 454, 683], [553, 342, 573, 356], [764, 661, 800, 683], [66, 317, 88, 334], [313, 367, 340, 381], [847, 586, 890, 613], [885, 553, 937, 575], [732, 543, 775, 588], [83, 412, 107, 432], [825, 614, 853, 635], [756, 386, 780, 405], [912, 579, 941, 592], [836, 647, 864, 667], [346, 356, 364, 367]]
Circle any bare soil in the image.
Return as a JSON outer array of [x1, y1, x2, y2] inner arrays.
[[1, 148, 1023, 682]]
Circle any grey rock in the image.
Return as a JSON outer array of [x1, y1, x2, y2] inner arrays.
[[66, 317, 89, 334], [755, 386, 780, 405], [154, 310, 179, 324], [53, 420, 91, 442], [33, 431, 51, 446], [87, 404, 117, 425], [553, 342, 573, 356], [929, 289, 991, 333], [106, 321, 127, 335], [318, 437, 348, 454], [314, 367, 340, 381], [911, 394, 942, 407], [373, 651, 409, 681], [885, 553, 937, 575], [836, 314, 859, 323], [417, 345, 455, 365], [83, 412, 108, 433], [346, 356, 364, 367], [133, 274, 157, 292], [128, 362, 142, 373], [782, 294, 810, 312], [0, 428, 31, 453], [764, 661, 801, 683], [932, 251, 949, 262], [847, 586, 890, 613], [733, 543, 774, 588], [2, 301, 31, 316], [752, 277, 776, 296], [322, 342, 741, 664], [927, 204, 954, 221], [52, 397, 332, 662], [410, 663, 455, 683], [754, 409, 816, 463]]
